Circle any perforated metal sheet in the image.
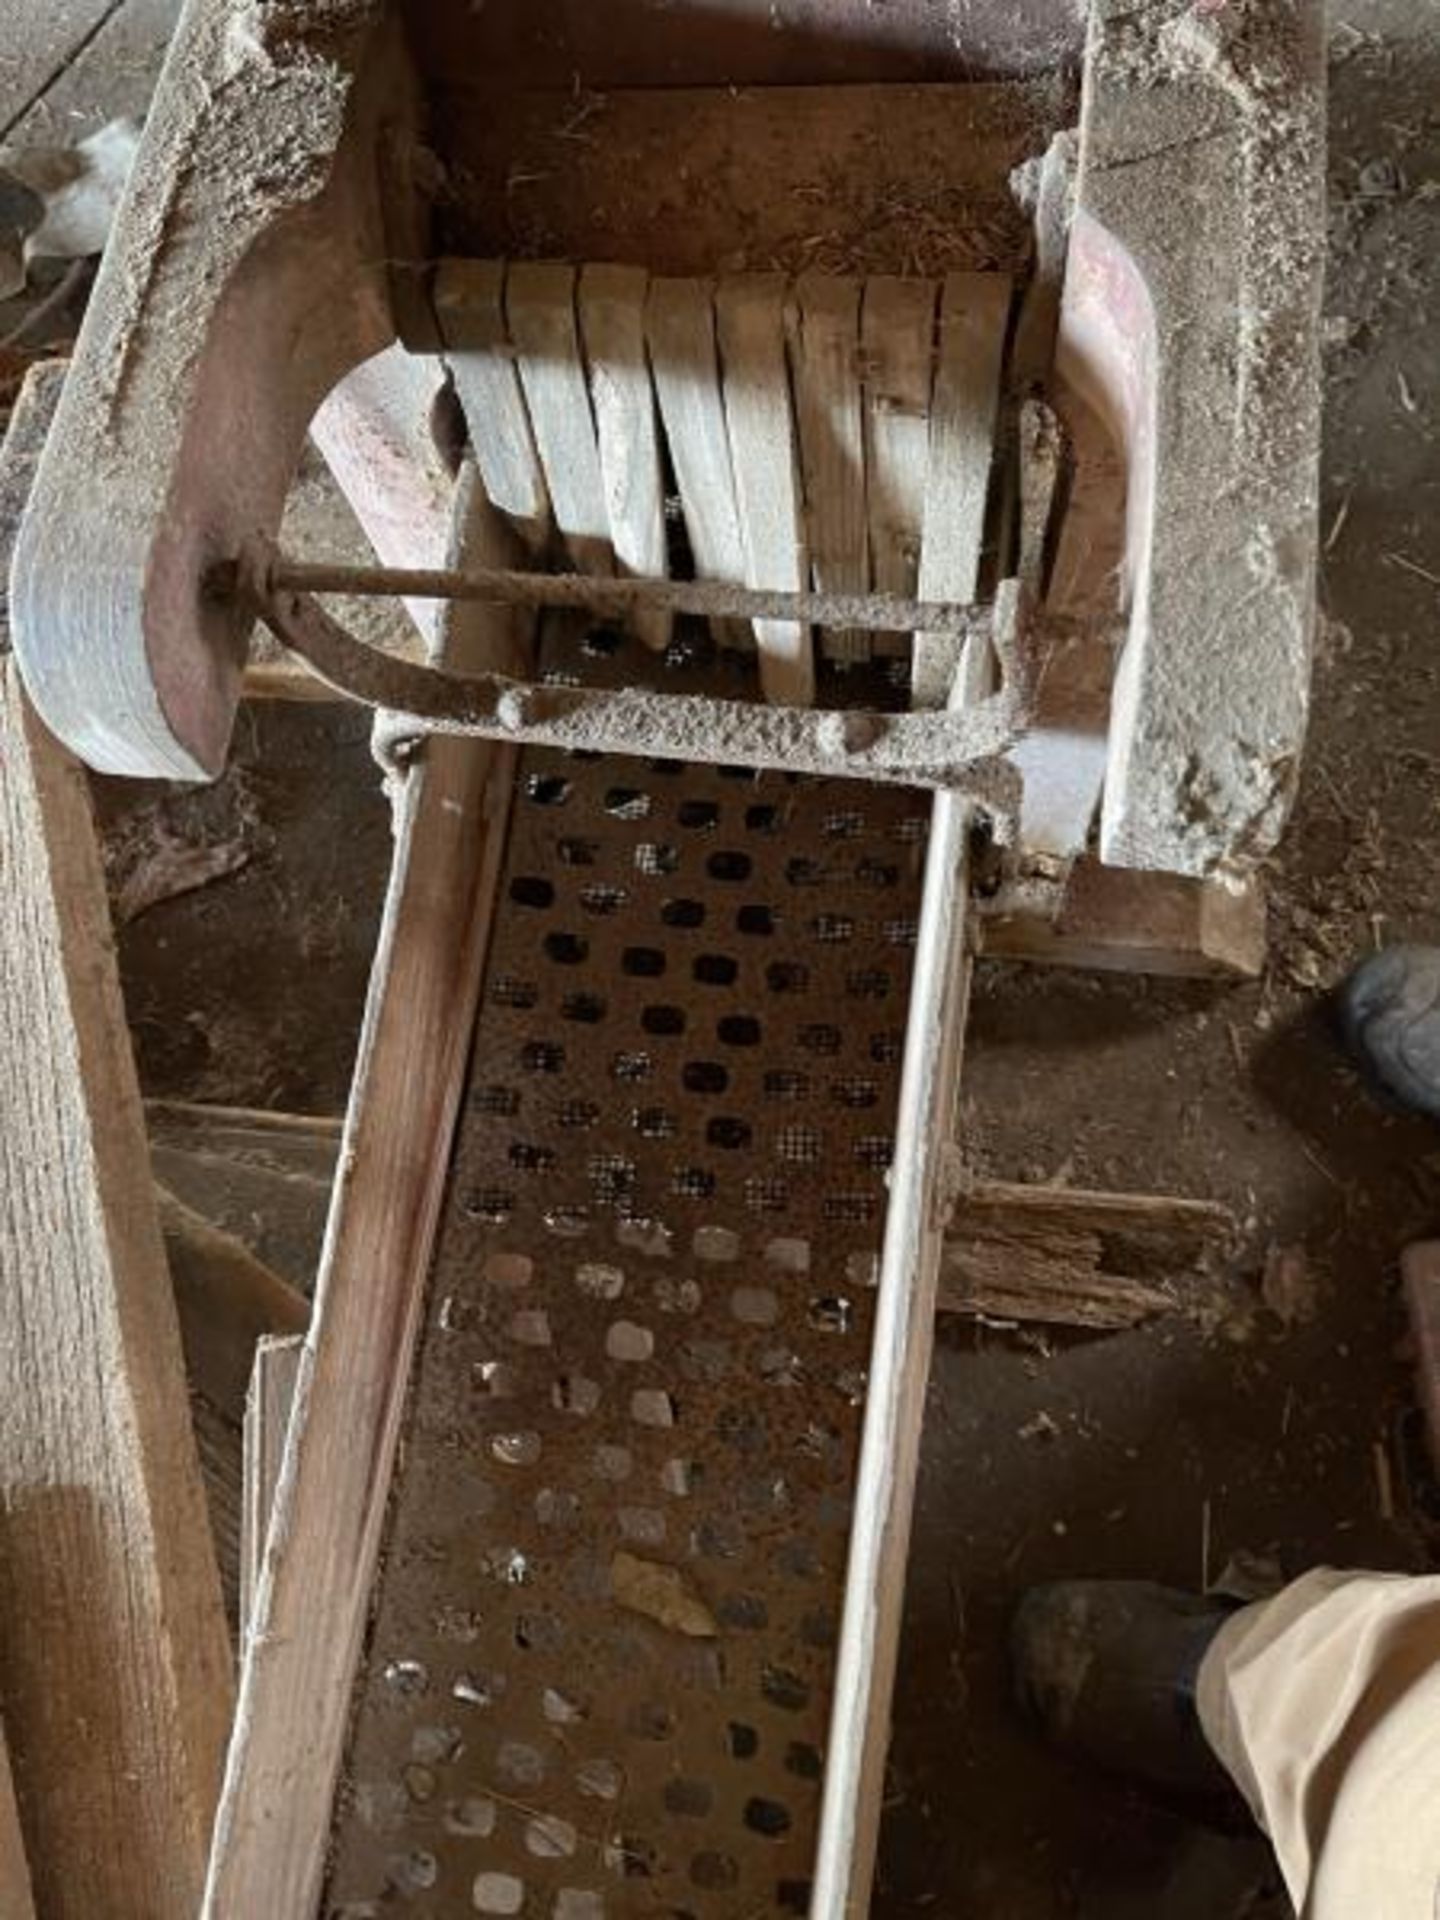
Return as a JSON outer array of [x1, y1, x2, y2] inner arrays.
[[326, 636, 930, 1919]]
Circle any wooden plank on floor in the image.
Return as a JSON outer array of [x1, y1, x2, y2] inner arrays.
[[913, 271, 1011, 707], [578, 262, 669, 651], [435, 257, 551, 557], [860, 275, 939, 653], [716, 272, 813, 704], [0, 363, 233, 1919], [646, 274, 751, 650], [203, 476, 525, 1920], [505, 260, 613, 576], [240, 1334, 305, 1641], [789, 272, 868, 662], [941, 1180, 1235, 1329]]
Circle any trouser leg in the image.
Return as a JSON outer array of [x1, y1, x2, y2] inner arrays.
[[1196, 1566, 1440, 1919]]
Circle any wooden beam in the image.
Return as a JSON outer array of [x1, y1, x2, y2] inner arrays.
[[979, 859, 1267, 979], [0, 364, 233, 1918], [203, 476, 524, 1919]]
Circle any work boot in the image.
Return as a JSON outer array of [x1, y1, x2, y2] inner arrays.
[[1339, 945, 1440, 1120], [1011, 1580, 1238, 1798]]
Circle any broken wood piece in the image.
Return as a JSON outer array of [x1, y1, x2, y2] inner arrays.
[[0, 364, 232, 1918], [0, 1718, 34, 1920], [645, 276, 750, 651], [979, 860, 1266, 980], [505, 261, 613, 577], [861, 275, 939, 647], [241, 1335, 305, 1643], [716, 274, 814, 705], [579, 263, 669, 651], [435, 257, 551, 556], [913, 271, 1012, 707], [788, 274, 868, 662], [941, 1180, 1236, 1330]]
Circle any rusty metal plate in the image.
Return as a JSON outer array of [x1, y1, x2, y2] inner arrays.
[[326, 635, 929, 1918]]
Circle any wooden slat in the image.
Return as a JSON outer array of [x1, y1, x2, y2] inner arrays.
[[716, 272, 814, 704], [203, 476, 525, 1920], [505, 261, 613, 576], [0, 1719, 35, 1920], [158, 1185, 309, 1419], [0, 0, 121, 137], [578, 262, 669, 651], [646, 275, 751, 650], [435, 257, 551, 556], [240, 1335, 305, 1641], [860, 276, 939, 650], [0, 365, 233, 1920], [812, 621, 985, 1914], [912, 272, 1011, 707], [789, 273, 868, 662]]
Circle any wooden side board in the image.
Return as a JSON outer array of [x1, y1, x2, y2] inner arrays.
[[0, 366, 233, 1918], [812, 672, 981, 1914], [204, 486, 526, 1918], [240, 1336, 306, 1643]]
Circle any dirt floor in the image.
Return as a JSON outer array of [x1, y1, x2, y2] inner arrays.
[[9, 2, 1440, 1914]]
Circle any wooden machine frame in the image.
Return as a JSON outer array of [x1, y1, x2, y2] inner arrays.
[[0, 1, 1321, 1914]]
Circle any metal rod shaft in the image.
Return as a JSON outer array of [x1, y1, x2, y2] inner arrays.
[[239, 556, 983, 638]]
